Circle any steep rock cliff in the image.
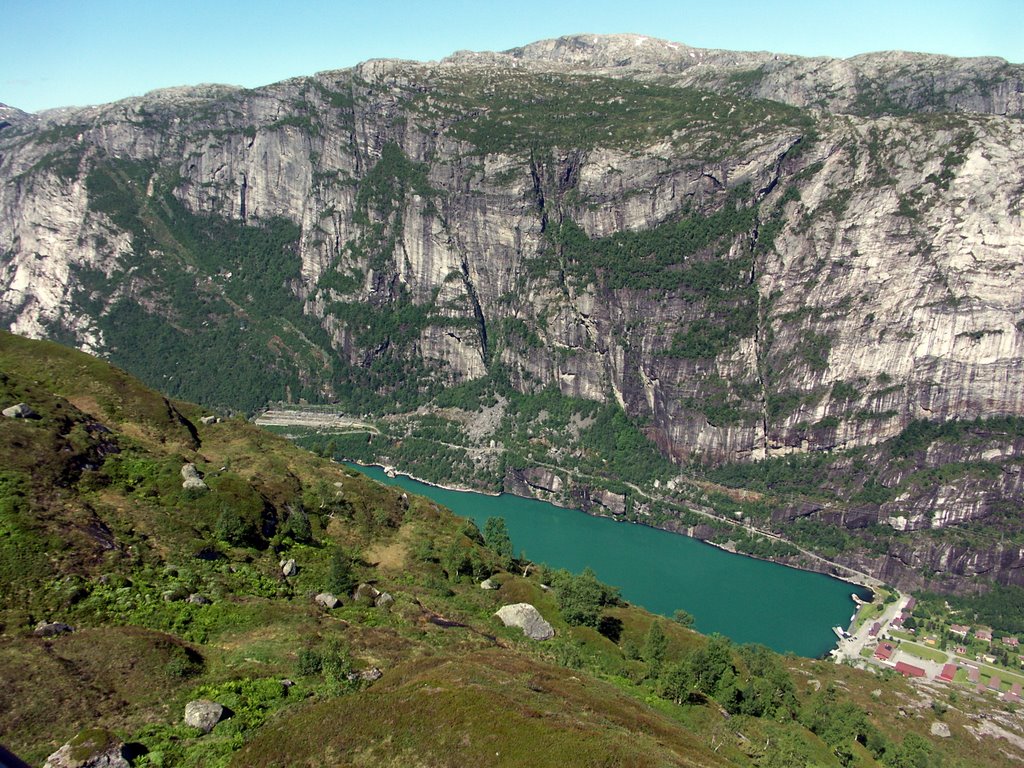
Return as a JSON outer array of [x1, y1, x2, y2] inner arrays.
[[2, 35, 1023, 590]]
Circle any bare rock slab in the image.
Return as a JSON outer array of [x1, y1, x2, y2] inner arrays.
[[495, 603, 555, 640]]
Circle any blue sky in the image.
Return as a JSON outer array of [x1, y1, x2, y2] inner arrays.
[[4, 0, 1021, 113]]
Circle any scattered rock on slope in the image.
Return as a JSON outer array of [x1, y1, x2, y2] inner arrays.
[[931, 721, 952, 738], [44, 728, 129, 768], [184, 699, 224, 733], [314, 592, 340, 609], [34, 621, 74, 637], [495, 603, 555, 640], [2, 402, 37, 418], [180, 463, 208, 491]]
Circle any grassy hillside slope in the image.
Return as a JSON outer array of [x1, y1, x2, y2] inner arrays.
[[0, 332, 1014, 767]]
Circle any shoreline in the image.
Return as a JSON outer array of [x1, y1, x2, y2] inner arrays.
[[342, 460, 502, 497], [344, 458, 879, 599]]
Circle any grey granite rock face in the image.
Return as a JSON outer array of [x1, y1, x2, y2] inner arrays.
[[3, 40, 1020, 464], [3, 35, 1024, 589]]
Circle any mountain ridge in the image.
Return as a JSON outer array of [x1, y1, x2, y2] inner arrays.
[[1, 33, 1023, 594]]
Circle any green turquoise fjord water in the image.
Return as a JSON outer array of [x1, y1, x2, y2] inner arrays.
[[350, 464, 870, 658]]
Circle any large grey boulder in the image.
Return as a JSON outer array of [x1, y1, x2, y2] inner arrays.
[[494, 603, 555, 640], [200, 415, 219, 425], [374, 591, 394, 610], [314, 592, 340, 609], [44, 728, 129, 768], [184, 699, 224, 733], [181, 463, 208, 491], [280, 558, 297, 577], [2, 402, 37, 419]]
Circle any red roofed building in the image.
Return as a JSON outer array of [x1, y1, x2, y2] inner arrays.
[[1006, 683, 1022, 703], [967, 666, 981, 683], [939, 663, 957, 682], [875, 643, 895, 662], [895, 661, 926, 678], [868, 622, 882, 638], [976, 629, 993, 642], [989, 676, 1002, 691], [1002, 636, 1020, 648], [904, 597, 917, 612], [949, 624, 969, 637]]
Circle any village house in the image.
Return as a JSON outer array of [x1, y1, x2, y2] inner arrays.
[[895, 661, 926, 678]]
